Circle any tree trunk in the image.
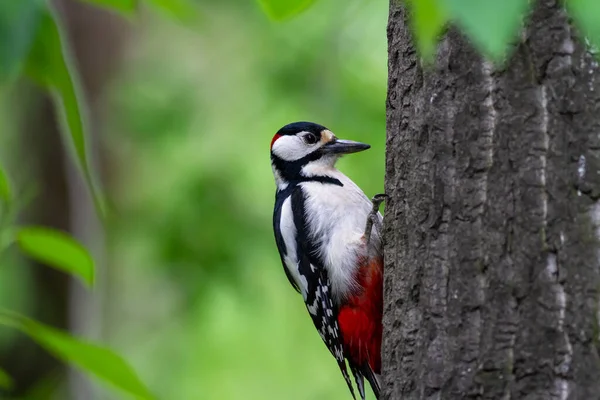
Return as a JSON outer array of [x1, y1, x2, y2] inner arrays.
[[383, 1, 600, 399]]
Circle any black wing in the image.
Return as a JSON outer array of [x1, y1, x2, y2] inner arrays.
[[291, 188, 357, 400], [273, 188, 300, 293]]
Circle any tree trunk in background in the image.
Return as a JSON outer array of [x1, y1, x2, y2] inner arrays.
[[0, 1, 128, 397], [0, 95, 73, 398], [383, 1, 600, 399], [57, 1, 129, 398]]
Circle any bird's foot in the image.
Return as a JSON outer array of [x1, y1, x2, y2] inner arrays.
[[364, 193, 387, 246]]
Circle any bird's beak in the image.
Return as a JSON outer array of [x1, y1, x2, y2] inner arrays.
[[320, 139, 370, 155]]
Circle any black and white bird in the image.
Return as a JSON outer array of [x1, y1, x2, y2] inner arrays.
[[270, 121, 384, 399]]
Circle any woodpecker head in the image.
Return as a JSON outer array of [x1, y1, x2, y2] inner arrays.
[[270, 121, 370, 189]]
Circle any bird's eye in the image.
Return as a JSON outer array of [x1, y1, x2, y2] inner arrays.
[[303, 133, 318, 145]]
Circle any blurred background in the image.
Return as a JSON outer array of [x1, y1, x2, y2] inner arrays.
[[0, 0, 387, 398]]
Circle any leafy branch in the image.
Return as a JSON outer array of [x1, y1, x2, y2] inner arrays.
[[259, 0, 600, 63], [0, 0, 198, 397]]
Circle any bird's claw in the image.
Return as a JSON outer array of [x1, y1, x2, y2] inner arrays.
[[371, 193, 388, 210], [364, 193, 387, 246]]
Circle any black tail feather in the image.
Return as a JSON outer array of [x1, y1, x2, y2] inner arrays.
[[350, 364, 366, 400], [338, 360, 357, 400], [361, 364, 380, 399]]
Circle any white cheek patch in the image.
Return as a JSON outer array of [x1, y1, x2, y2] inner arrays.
[[272, 133, 320, 161]]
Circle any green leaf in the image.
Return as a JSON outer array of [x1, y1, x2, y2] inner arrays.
[[0, 0, 43, 84], [24, 3, 107, 218], [78, 0, 138, 15], [257, 0, 316, 21], [144, 0, 201, 24], [567, 0, 600, 52], [406, 0, 448, 62], [0, 367, 13, 390], [16, 226, 94, 287], [0, 165, 11, 204], [446, 0, 530, 60], [0, 311, 154, 399]]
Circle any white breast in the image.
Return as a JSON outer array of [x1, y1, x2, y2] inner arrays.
[[276, 163, 383, 303], [300, 170, 382, 301]]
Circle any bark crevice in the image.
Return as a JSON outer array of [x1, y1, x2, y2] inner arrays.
[[383, 1, 600, 399]]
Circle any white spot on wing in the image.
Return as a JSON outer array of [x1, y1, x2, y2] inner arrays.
[[279, 197, 307, 297]]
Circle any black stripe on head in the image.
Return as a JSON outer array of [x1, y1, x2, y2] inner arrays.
[[272, 152, 342, 187], [271, 148, 321, 180], [277, 121, 328, 137]]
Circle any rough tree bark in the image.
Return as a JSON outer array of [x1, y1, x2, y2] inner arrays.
[[383, 1, 600, 399]]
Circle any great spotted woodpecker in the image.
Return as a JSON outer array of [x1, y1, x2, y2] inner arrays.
[[270, 121, 384, 399]]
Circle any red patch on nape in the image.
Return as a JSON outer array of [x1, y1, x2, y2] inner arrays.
[[270, 134, 282, 150]]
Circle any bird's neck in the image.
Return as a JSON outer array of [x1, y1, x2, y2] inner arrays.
[[272, 156, 344, 191], [301, 159, 338, 179]]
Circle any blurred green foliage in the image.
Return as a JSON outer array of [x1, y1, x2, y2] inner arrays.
[[0, 0, 41, 83], [16, 227, 95, 287], [79, 0, 136, 15], [3, 0, 599, 398], [403, 0, 600, 62], [443, 0, 531, 60], [258, 0, 316, 20], [0, 0, 154, 393], [0, 0, 386, 398], [0, 366, 12, 389], [103, 1, 386, 398], [567, 0, 600, 53], [0, 310, 154, 399]]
